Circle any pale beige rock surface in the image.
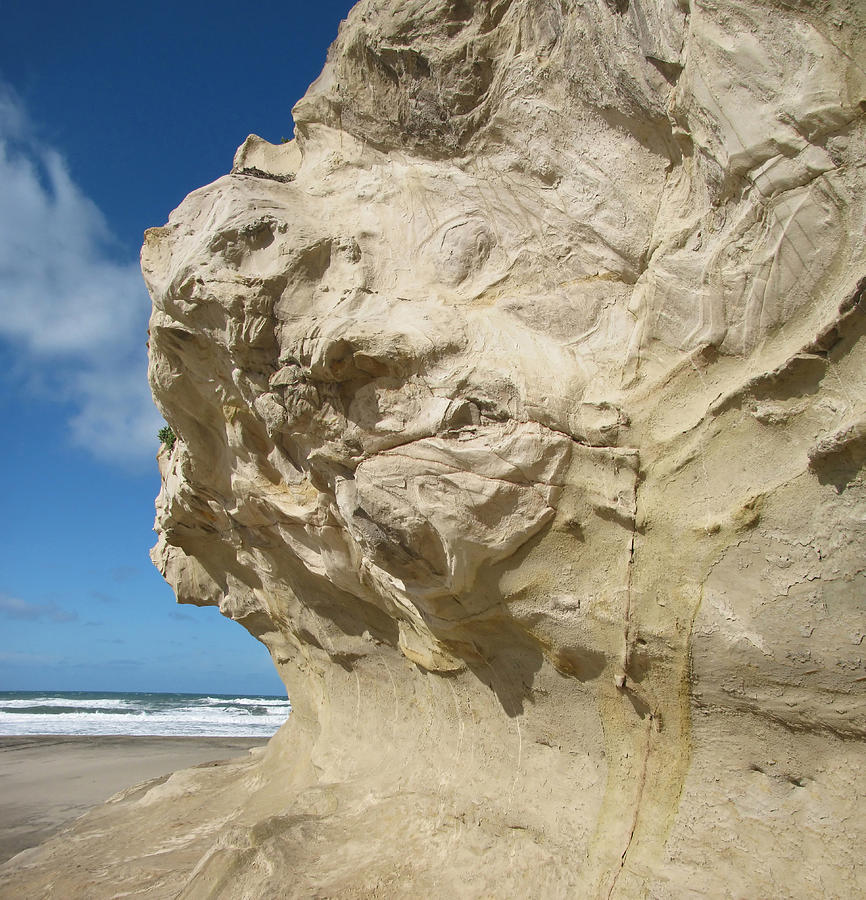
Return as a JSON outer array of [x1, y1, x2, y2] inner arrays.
[[3, 0, 865, 896]]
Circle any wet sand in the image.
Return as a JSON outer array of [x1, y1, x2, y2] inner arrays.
[[0, 735, 269, 864]]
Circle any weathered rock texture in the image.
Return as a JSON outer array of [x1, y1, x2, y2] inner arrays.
[[5, 0, 866, 896]]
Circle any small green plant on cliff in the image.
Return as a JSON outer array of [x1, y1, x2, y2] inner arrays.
[[158, 425, 176, 451]]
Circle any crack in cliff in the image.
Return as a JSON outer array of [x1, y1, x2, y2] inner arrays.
[[620, 454, 641, 684], [603, 451, 673, 898], [605, 716, 654, 900]]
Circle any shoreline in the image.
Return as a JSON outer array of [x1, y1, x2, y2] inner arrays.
[[0, 734, 270, 865]]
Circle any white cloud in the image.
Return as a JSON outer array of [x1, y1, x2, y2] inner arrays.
[[0, 650, 62, 666], [0, 594, 78, 623], [0, 85, 161, 466]]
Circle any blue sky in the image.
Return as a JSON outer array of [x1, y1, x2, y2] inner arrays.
[[0, 0, 357, 695]]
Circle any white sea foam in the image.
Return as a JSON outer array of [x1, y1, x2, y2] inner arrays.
[[200, 696, 292, 707], [0, 693, 292, 737], [0, 697, 136, 709]]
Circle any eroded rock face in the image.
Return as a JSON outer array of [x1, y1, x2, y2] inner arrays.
[[4, 0, 864, 896], [141, 0, 866, 893]]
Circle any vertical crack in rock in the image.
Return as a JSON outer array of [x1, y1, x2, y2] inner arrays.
[[604, 462, 659, 897], [4, 0, 866, 897]]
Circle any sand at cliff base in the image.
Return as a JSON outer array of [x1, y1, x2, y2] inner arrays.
[[0, 735, 268, 864]]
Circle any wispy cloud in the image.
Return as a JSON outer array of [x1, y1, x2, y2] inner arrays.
[[110, 565, 139, 583], [0, 84, 161, 466], [0, 594, 78, 623], [0, 650, 62, 666], [169, 610, 196, 622], [64, 657, 142, 669]]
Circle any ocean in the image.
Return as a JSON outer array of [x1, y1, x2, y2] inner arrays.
[[0, 691, 292, 737]]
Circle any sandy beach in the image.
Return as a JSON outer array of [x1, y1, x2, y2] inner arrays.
[[0, 734, 269, 864]]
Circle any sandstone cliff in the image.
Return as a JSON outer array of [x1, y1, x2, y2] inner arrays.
[[4, 0, 866, 896]]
